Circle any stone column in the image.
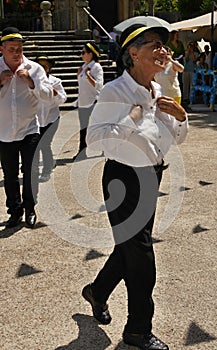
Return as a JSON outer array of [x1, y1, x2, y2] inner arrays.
[[40, 1, 53, 31], [75, 0, 91, 38]]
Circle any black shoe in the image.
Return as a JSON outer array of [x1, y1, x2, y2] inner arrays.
[[6, 212, 23, 228], [82, 284, 112, 325], [25, 210, 37, 228], [123, 332, 169, 350]]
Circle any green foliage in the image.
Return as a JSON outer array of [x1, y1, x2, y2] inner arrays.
[[200, 0, 214, 13], [134, 0, 215, 18], [177, 0, 203, 18], [135, 0, 179, 14], [155, 0, 179, 11], [134, 0, 148, 15]]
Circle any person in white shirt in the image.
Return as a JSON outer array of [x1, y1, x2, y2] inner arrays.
[[72, 41, 103, 161], [82, 24, 188, 350], [92, 24, 101, 44], [108, 30, 120, 61], [35, 55, 67, 182], [155, 45, 184, 104], [0, 27, 53, 228]]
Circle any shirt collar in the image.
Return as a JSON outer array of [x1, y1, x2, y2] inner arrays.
[[82, 60, 95, 70], [122, 69, 159, 96], [0, 54, 32, 71], [122, 70, 139, 93]]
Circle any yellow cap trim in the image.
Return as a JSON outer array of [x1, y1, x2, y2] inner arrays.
[[121, 26, 148, 49], [37, 56, 49, 60], [1, 33, 23, 42], [86, 43, 99, 56]]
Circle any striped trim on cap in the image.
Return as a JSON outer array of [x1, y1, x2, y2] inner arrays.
[[1, 33, 23, 42], [121, 26, 148, 49], [86, 43, 99, 56]]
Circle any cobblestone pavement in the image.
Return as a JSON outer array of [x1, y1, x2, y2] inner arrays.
[[0, 106, 216, 350]]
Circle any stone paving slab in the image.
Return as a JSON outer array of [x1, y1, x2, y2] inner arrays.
[[0, 108, 217, 350]]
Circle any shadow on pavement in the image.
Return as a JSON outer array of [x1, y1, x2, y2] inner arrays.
[[185, 321, 216, 345], [55, 154, 104, 167], [188, 112, 217, 130], [0, 222, 24, 238], [85, 249, 106, 261], [113, 340, 130, 349], [55, 313, 111, 350], [0, 220, 47, 238], [16, 263, 43, 277]]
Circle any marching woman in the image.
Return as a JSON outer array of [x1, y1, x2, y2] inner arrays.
[[82, 24, 189, 350], [72, 41, 104, 160], [36, 55, 67, 182]]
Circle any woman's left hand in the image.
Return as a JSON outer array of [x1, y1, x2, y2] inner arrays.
[[157, 96, 186, 122]]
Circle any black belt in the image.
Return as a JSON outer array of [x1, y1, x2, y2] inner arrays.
[[106, 159, 169, 173]]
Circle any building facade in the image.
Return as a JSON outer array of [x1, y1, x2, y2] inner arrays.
[[52, 0, 138, 32], [0, 0, 138, 32]]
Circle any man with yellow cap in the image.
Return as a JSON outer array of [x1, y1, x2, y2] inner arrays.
[[0, 27, 53, 228], [82, 23, 189, 349]]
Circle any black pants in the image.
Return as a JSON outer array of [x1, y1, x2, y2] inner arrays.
[[91, 159, 163, 334], [38, 117, 60, 175], [0, 133, 40, 215], [78, 104, 95, 152]]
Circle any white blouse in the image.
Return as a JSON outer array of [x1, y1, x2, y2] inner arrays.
[[78, 60, 104, 108], [87, 70, 189, 167], [0, 55, 53, 142], [37, 74, 67, 127]]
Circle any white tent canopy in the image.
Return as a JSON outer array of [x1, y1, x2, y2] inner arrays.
[[171, 11, 217, 31]]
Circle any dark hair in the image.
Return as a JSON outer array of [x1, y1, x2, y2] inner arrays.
[[169, 30, 179, 41], [188, 42, 194, 48], [84, 41, 100, 62], [116, 33, 156, 75], [199, 52, 206, 59], [35, 54, 55, 66]]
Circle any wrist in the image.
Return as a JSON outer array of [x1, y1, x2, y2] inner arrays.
[[176, 113, 186, 122]]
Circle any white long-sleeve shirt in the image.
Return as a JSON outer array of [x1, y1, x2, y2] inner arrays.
[[87, 70, 189, 167], [78, 60, 104, 108], [0, 55, 53, 142], [37, 74, 67, 127], [155, 61, 181, 99]]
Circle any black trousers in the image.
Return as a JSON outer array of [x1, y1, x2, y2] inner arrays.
[[0, 133, 40, 215], [38, 117, 60, 175], [78, 104, 95, 152], [91, 159, 163, 335]]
